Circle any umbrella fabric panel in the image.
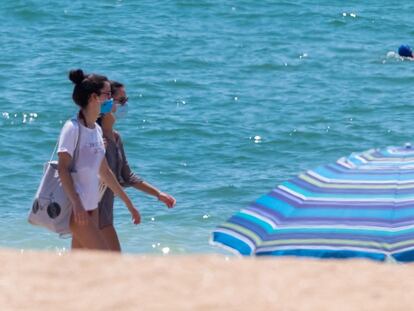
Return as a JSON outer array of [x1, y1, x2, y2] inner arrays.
[[254, 194, 414, 221], [211, 146, 414, 261]]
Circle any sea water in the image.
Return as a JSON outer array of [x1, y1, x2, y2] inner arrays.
[[1, 0, 413, 254]]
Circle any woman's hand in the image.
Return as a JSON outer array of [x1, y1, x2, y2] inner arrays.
[[125, 198, 141, 224], [129, 206, 141, 225], [158, 192, 176, 208]]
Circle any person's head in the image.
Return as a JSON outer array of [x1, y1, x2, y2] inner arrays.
[[96, 80, 128, 127], [398, 45, 413, 58], [110, 81, 128, 106], [68, 69, 111, 116], [110, 80, 129, 119]]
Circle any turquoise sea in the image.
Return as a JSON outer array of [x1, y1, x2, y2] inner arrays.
[[1, 1, 414, 254]]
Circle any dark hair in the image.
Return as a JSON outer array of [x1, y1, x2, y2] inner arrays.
[[110, 80, 124, 96], [69, 69, 108, 108]]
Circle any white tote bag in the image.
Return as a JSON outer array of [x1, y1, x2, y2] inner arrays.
[[28, 119, 80, 235]]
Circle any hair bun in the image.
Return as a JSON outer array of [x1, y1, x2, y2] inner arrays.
[[69, 69, 86, 85]]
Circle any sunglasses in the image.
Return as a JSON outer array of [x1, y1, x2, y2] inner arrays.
[[100, 91, 112, 97], [116, 96, 129, 105]]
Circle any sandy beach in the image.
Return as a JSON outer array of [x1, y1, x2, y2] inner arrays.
[[0, 249, 413, 311]]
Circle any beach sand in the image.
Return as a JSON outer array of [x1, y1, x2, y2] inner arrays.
[[0, 248, 412, 311]]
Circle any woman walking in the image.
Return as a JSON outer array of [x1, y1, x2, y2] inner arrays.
[[96, 80, 176, 251], [58, 69, 140, 250]]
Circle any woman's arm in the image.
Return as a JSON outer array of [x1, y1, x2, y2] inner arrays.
[[116, 132, 176, 208], [99, 157, 141, 224], [132, 181, 176, 208], [116, 132, 143, 186], [58, 152, 88, 226]]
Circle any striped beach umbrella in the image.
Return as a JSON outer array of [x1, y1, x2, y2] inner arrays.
[[211, 145, 414, 262]]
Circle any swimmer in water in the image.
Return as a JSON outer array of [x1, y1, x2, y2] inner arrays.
[[398, 44, 414, 58]]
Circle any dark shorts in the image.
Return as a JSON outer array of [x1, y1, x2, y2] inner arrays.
[[98, 189, 114, 229]]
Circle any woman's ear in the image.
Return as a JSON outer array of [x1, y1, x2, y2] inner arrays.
[[90, 92, 99, 103]]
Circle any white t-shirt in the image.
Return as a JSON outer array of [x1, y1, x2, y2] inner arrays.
[[57, 119, 105, 211]]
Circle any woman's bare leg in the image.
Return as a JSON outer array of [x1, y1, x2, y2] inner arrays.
[[100, 225, 121, 252], [70, 210, 108, 250]]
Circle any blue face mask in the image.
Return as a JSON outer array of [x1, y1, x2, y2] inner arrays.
[[100, 98, 113, 115], [114, 103, 128, 119]]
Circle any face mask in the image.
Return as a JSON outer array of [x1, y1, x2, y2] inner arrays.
[[100, 98, 113, 115], [115, 103, 128, 119]]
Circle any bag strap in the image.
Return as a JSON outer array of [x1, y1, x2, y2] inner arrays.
[[49, 140, 59, 163], [69, 118, 81, 172]]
